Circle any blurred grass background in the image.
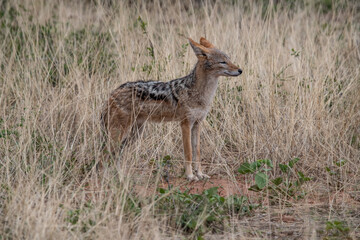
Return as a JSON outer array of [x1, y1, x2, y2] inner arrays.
[[0, 0, 359, 239]]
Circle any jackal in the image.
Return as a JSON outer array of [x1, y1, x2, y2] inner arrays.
[[101, 37, 242, 181]]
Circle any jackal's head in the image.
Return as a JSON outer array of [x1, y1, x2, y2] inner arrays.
[[188, 37, 242, 77]]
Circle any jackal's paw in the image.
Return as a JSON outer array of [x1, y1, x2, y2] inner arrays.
[[186, 174, 199, 182], [196, 172, 210, 180]]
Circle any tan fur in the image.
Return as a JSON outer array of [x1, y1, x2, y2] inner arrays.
[[101, 37, 242, 181]]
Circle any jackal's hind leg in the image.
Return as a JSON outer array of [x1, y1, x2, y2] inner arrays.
[[104, 109, 131, 156]]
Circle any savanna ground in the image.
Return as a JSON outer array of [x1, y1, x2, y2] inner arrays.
[[0, 0, 359, 239]]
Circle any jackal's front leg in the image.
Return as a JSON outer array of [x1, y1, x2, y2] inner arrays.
[[181, 120, 198, 181], [191, 121, 210, 179]]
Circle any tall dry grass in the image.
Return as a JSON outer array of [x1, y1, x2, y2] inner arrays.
[[0, 0, 359, 239]]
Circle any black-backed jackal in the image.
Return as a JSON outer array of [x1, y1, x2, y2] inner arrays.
[[101, 37, 242, 181]]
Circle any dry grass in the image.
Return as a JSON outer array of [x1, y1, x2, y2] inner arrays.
[[0, 0, 359, 239]]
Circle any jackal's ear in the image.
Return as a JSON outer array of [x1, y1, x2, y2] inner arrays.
[[188, 38, 210, 58], [200, 37, 215, 48]]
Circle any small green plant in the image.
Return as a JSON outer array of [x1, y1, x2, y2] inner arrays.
[[119, 186, 257, 239], [178, 43, 189, 58], [147, 46, 155, 58], [66, 208, 80, 225], [291, 48, 300, 57], [238, 158, 311, 202], [133, 15, 158, 75], [155, 187, 257, 238], [0, 117, 24, 139], [64, 202, 96, 233], [238, 159, 273, 190], [318, 220, 351, 239], [325, 159, 347, 189], [325, 159, 347, 175], [135, 16, 148, 34], [141, 63, 153, 74]]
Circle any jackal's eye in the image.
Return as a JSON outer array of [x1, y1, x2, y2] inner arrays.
[[219, 61, 227, 64]]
